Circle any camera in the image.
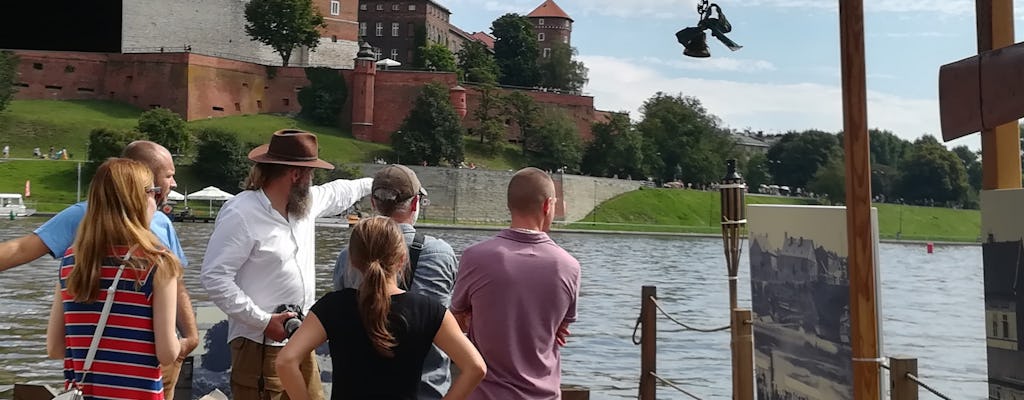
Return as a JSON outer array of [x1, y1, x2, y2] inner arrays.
[[274, 304, 304, 338]]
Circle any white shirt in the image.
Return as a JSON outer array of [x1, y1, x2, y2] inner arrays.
[[200, 178, 372, 345]]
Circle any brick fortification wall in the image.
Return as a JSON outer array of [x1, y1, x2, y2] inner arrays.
[[121, 0, 357, 68], [352, 164, 639, 223], [462, 85, 597, 141]]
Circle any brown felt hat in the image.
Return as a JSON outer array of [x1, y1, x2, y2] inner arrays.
[[373, 165, 426, 202], [248, 129, 334, 170]]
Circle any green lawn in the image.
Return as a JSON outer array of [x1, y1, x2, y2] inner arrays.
[[0, 100, 143, 160], [568, 188, 982, 241], [0, 160, 82, 212]]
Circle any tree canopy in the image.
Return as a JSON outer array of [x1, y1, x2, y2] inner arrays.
[[581, 113, 647, 179], [636, 92, 734, 184], [457, 41, 500, 84], [525, 108, 582, 172], [491, 14, 540, 87], [137, 108, 189, 155], [0, 51, 17, 113], [538, 43, 588, 92], [766, 130, 840, 189], [194, 128, 252, 190], [391, 82, 465, 166], [897, 136, 970, 205], [244, 0, 325, 66], [419, 43, 458, 72], [297, 67, 348, 126]]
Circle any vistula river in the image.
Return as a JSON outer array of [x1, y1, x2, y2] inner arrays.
[[0, 217, 987, 399]]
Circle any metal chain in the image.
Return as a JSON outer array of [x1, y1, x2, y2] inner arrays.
[[651, 298, 731, 333]]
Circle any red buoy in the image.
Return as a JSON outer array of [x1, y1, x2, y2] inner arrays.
[[926, 242, 934, 254]]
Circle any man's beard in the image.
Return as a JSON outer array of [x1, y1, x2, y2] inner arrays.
[[287, 179, 312, 217]]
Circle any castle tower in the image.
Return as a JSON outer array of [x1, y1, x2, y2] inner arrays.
[[527, 0, 573, 59], [449, 85, 467, 119], [351, 42, 377, 141]]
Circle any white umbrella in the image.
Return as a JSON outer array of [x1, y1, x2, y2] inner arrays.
[[376, 58, 401, 70], [186, 186, 236, 215], [166, 190, 185, 202]]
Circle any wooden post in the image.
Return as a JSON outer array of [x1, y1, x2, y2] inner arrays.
[[976, 0, 1022, 190], [890, 357, 919, 400], [639, 286, 657, 400], [839, 1, 881, 399], [732, 309, 754, 400]]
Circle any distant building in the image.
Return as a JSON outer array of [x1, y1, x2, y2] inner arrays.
[[526, 0, 573, 60], [983, 239, 1024, 400], [731, 131, 771, 154], [357, 0, 491, 67]]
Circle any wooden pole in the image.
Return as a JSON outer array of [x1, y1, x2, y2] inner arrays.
[[977, 0, 1021, 189], [890, 357, 919, 400], [732, 309, 754, 400], [639, 286, 657, 400], [839, 1, 881, 399]]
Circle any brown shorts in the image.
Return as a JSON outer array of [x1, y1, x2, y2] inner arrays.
[[229, 337, 324, 400]]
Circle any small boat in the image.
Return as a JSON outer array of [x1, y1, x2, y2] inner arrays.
[[0, 193, 36, 217]]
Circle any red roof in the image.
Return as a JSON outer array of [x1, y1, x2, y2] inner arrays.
[[470, 32, 495, 49], [527, 0, 573, 22]]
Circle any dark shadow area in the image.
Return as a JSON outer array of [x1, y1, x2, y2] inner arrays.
[[0, 1, 122, 52]]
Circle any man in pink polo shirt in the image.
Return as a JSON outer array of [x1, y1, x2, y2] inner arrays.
[[451, 167, 582, 399]]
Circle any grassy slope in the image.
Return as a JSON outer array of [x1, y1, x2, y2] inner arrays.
[[569, 188, 981, 241], [0, 100, 143, 160], [0, 160, 81, 212]]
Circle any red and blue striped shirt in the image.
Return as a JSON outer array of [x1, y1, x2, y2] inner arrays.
[[59, 246, 163, 400]]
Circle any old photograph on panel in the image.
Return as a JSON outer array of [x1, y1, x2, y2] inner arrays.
[[748, 205, 879, 400], [980, 189, 1024, 400]]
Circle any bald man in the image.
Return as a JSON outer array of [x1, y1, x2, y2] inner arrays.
[[0, 141, 198, 398], [450, 167, 582, 400]]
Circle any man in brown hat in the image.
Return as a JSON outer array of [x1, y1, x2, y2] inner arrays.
[[200, 129, 372, 400]]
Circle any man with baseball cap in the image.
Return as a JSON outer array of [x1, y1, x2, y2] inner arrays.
[[201, 129, 373, 400], [333, 164, 459, 400]]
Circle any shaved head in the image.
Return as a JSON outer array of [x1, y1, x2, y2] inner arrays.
[[123, 141, 176, 204], [507, 167, 555, 215]]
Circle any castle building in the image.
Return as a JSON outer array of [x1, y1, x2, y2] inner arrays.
[[526, 0, 573, 59]]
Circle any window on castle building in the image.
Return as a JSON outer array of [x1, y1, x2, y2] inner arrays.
[[373, 47, 382, 60], [360, 22, 367, 36], [409, 4, 416, 10], [543, 48, 551, 58], [392, 22, 400, 36], [376, 3, 383, 10], [566, 21, 571, 28], [538, 32, 545, 41], [539, 18, 545, 26], [563, 35, 568, 44], [330, 0, 340, 15], [332, 35, 338, 42], [391, 48, 399, 60], [375, 22, 383, 36], [360, 3, 367, 10]]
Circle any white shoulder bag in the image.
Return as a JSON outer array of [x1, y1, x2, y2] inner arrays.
[[55, 248, 134, 400]]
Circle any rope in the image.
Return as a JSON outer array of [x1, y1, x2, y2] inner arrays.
[[906, 373, 954, 400], [649, 371, 704, 400], [631, 315, 642, 345], [650, 298, 731, 333]]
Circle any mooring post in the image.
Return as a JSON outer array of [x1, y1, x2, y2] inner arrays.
[[890, 356, 918, 400], [732, 309, 754, 400], [639, 285, 657, 400]]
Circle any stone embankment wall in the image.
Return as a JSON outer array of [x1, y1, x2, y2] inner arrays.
[[353, 164, 641, 223]]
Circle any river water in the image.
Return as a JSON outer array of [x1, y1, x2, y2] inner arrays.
[[0, 217, 986, 399]]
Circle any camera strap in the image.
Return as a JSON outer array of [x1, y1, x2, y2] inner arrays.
[[68, 246, 134, 392], [402, 233, 425, 291]]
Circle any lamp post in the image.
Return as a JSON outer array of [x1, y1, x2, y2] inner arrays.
[[719, 158, 752, 400]]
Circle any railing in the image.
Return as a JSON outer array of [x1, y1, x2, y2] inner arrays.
[[634, 286, 957, 400]]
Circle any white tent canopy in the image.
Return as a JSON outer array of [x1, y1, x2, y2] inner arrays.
[[166, 190, 186, 202], [186, 186, 235, 201], [376, 58, 401, 69]]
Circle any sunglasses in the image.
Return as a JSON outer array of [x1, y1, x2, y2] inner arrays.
[[146, 186, 162, 196]]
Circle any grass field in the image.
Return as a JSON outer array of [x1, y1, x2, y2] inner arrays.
[[567, 189, 981, 242]]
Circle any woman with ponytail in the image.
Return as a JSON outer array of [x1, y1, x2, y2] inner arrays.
[[278, 216, 485, 400], [45, 158, 182, 399]]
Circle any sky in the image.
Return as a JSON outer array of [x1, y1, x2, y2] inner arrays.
[[436, 0, 1024, 150]]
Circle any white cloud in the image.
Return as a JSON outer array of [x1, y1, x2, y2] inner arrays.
[[579, 54, 978, 148], [640, 56, 776, 73], [876, 31, 957, 38]]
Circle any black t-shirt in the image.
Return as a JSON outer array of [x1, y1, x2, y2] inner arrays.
[[310, 288, 447, 400]]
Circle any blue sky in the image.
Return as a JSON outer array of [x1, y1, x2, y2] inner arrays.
[[437, 0, 1024, 150]]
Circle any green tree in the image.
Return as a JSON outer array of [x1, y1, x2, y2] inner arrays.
[[457, 41, 500, 84], [418, 43, 458, 72], [538, 43, 588, 92], [504, 91, 539, 155], [194, 128, 252, 190], [807, 150, 846, 203], [0, 51, 18, 112], [244, 0, 326, 66], [525, 108, 582, 172], [869, 129, 910, 168], [581, 113, 647, 179], [86, 128, 144, 179], [472, 84, 506, 155], [314, 162, 362, 184], [898, 136, 970, 205], [742, 152, 771, 190], [411, 24, 428, 68], [491, 14, 540, 87], [636, 92, 733, 184], [297, 67, 348, 126], [951, 145, 982, 193], [391, 83, 465, 166], [766, 130, 840, 189], [137, 108, 189, 155]]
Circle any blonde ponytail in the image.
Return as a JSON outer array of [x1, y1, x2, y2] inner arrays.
[[358, 260, 397, 357]]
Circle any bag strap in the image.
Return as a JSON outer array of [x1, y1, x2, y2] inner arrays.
[[78, 246, 136, 382], [401, 233, 426, 291]]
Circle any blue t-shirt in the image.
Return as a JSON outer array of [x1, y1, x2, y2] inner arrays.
[[34, 202, 188, 265]]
